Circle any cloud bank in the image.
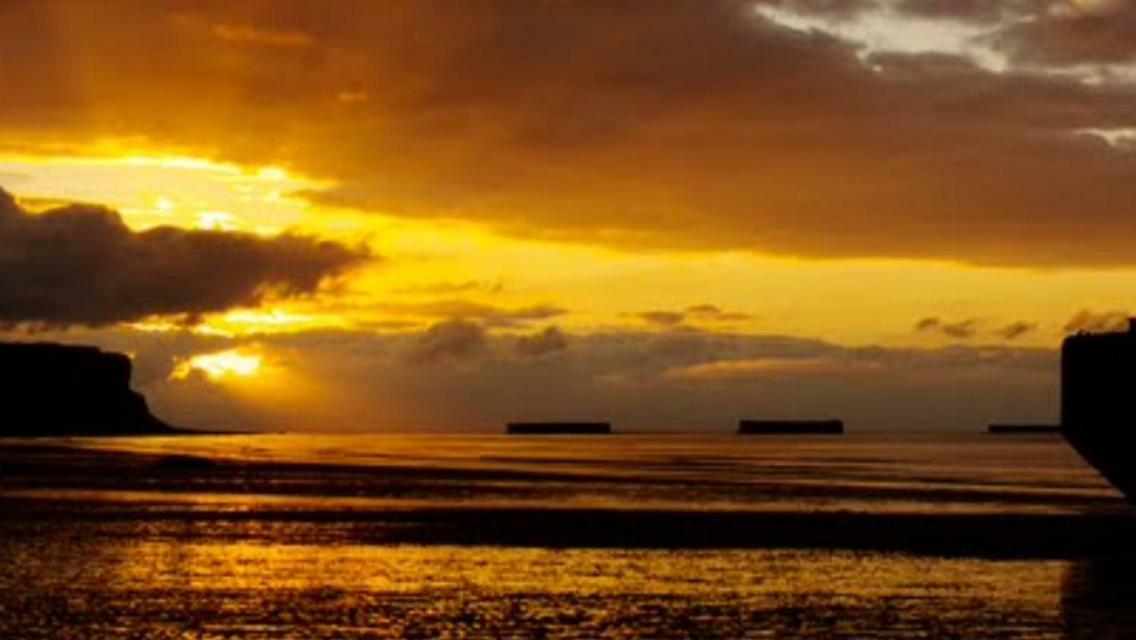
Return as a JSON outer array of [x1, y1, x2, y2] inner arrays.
[[46, 325, 1058, 432], [0, 187, 369, 327]]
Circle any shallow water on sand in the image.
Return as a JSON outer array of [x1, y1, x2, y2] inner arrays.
[[1, 433, 1134, 638], [15, 433, 1123, 514]]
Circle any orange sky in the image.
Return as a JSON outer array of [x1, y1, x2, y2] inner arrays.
[[2, 0, 1135, 431]]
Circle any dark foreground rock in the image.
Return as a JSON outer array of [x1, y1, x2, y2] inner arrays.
[[1062, 320, 1136, 502], [0, 341, 171, 436]]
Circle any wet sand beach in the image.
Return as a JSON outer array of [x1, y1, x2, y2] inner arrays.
[[2, 434, 1134, 638]]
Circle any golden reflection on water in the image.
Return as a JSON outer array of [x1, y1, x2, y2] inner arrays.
[[0, 533, 1079, 639]]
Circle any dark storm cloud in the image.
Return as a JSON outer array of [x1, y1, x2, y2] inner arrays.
[[0, 187, 369, 328], [6, 1, 1136, 265]]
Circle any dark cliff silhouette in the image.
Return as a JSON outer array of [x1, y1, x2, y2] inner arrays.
[[0, 342, 171, 436], [1062, 319, 1136, 501]]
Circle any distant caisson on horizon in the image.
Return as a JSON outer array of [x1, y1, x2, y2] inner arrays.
[[506, 422, 612, 435], [1062, 319, 1136, 501], [737, 419, 844, 435]]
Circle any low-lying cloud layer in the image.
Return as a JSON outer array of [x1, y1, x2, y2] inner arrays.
[[915, 317, 1040, 341], [0, 187, 368, 327], [634, 305, 753, 329], [44, 325, 1059, 432]]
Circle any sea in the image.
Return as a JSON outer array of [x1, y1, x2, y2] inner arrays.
[[1, 433, 1134, 639]]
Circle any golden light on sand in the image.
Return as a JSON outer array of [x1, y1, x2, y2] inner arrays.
[[172, 349, 264, 381]]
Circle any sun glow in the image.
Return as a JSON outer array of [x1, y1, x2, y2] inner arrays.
[[197, 211, 239, 231], [172, 349, 264, 381], [0, 149, 331, 235]]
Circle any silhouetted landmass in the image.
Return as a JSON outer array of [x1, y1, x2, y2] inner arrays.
[[738, 420, 843, 435], [1062, 319, 1136, 501], [988, 424, 1062, 434], [506, 422, 612, 435], [0, 342, 171, 437]]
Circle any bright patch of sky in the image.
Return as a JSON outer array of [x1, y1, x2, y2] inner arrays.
[[752, 2, 1011, 72], [753, 0, 1136, 86], [1078, 127, 1136, 149]]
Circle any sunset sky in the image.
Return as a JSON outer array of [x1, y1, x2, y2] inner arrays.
[[3, 0, 1136, 431]]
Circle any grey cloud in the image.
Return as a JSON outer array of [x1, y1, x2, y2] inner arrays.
[[997, 321, 1037, 340], [0, 187, 369, 328], [916, 317, 1040, 342], [893, 0, 1024, 21], [776, 0, 1136, 65], [914, 317, 980, 339], [758, 0, 881, 16], [667, 342, 1054, 381], [635, 305, 752, 328], [686, 305, 753, 322], [515, 326, 568, 357], [148, 328, 1062, 430], [408, 319, 487, 364], [635, 311, 687, 327]]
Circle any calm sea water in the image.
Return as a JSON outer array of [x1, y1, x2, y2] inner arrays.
[[1, 433, 1134, 638]]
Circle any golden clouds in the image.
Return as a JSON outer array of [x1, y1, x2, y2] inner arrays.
[[1, 1, 1135, 266], [10, 1, 1136, 431]]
